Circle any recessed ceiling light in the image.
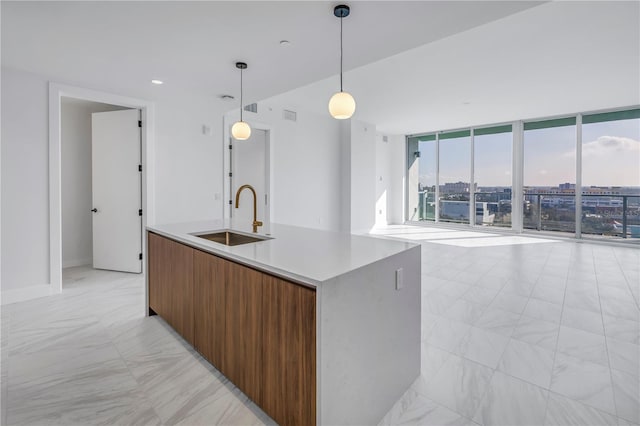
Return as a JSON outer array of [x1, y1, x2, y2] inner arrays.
[[279, 40, 291, 46], [151, 80, 164, 85]]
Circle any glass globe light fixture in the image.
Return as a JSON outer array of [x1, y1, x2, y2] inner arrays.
[[328, 5, 356, 120], [232, 62, 251, 140]]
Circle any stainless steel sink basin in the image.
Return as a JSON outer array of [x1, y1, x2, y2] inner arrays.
[[191, 230, 271, 246]]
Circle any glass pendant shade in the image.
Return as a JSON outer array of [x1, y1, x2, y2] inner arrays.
[[328, 91, 356, 119], [231, 120, 251, 140]]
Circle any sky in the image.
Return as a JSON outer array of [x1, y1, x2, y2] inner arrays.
[[416, 118, 639, 189]]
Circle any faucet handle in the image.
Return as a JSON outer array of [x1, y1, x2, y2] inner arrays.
[[252, 220, 263, 233]]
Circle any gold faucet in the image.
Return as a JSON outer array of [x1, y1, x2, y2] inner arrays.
[[235, 184, 263, 233]]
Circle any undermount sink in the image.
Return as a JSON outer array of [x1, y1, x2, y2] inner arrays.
[[191, 230, 271, 246]]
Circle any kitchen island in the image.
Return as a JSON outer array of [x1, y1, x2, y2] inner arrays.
[[146, 220, 421, 426]]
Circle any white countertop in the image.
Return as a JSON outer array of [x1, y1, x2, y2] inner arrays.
[[147, 220, 419, 287]]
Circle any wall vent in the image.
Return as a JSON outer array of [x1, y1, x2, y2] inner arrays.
[[244, 103, 258, 113], [283, 109, 297, 122]]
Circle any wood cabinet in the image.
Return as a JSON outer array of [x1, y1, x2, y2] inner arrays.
[[148, 232, 316, 426], [223, 261, 264, 404], [262, 275, 316, 426], [148, 232, 194, 344], [193, 250, 226, 368]]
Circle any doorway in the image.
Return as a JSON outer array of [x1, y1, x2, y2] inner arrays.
[[49, 83, 155, 294], [228, 128, 271, 233], [61, 98, 142, 274]]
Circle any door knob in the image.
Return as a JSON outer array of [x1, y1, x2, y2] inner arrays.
[[91, 208, 98, 213]]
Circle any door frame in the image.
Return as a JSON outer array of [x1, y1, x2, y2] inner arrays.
[[49, 82, 155, 294], [222, 113, 273, 227]]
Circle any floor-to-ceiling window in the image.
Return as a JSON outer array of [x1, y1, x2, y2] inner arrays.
[[418, 135, 437, 221], [581, 109, 640, 239], [523, 117, 577, 234], [474, 125, 513, 227], [406, 106, 639, 243], [438, 130, 471, 224]]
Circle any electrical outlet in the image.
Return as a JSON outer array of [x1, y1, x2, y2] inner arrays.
[[395, 268, 403, 290]]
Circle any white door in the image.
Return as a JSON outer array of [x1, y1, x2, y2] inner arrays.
[[232, 128, 269, 231], [92, 109, 142, 273]]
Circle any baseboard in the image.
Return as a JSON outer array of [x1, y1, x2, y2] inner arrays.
[[62, 258, 92, 268], [1, 284, 52, 305]]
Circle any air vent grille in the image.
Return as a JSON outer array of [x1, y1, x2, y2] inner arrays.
[[244, 103, 258, 113], [283, 109, 297, 122]]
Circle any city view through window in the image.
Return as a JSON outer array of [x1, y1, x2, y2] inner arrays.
[[407, 108, 640, 242]]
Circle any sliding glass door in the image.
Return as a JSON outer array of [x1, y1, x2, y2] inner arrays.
[[474, 125, 513, 227], [439, 131, 471, 224], [523, 118, 577, 234], [581, 110, 640, 239]]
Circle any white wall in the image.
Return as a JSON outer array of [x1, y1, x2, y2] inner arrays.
[[374, 133, 405, 227], [1, 68, 50, 291], [61, 99, 129, 268], [1, 67, 225, 295], [225, 103, 384, 234], [339, 121, 351, 233], [387, 135, 406, 225], [225, 104, 343, 232], [223, 96, 408, 237], [349, 120, 376, 233]]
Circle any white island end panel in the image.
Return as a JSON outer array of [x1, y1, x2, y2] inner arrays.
[[317, 244, 421, 425]]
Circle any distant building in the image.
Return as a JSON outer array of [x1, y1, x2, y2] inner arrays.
[[583, 186, 623, 195], [559, 182, 575, 191], [440, 181, 477, 194]]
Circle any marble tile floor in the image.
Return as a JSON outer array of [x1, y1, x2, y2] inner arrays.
[[1, 267, 277, 426], [379, 225, 639, 426], [1, 225, 638, 426]]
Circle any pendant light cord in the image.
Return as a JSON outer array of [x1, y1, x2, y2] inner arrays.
[[340, 15, 343, 92], [240, 68, 244, 122]]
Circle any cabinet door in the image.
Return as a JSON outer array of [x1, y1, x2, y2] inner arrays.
[[224, 261, 264, 403], [262, 276, 316, 426], [193, 250, 226, 368], [148, 232, 194, 344]]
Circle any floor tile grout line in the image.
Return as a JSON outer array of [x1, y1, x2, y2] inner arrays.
[[2, 309, 10, 426], [539, 241, 571, 425], [611, 245, 640, 312], [595, 245, 623, 420], [107, 323, 165, 425]]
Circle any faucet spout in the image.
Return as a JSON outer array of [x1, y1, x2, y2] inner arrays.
[[235, 184, 263, 233]]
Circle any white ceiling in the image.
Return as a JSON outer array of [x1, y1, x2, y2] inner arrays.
[[2, 1, 543, 104], [3, 1, 637, 135], [268, 1, 640, 134]]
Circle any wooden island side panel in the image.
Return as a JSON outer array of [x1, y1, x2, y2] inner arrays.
[[263, 275, 316, 426], [193, 250, 226, 369], [148, 232, 194, 344], [223, 260, 264, 405]]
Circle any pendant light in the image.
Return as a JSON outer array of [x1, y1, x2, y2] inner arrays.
[[328, 4, 356, 120], [231, 62, 251, 140]]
